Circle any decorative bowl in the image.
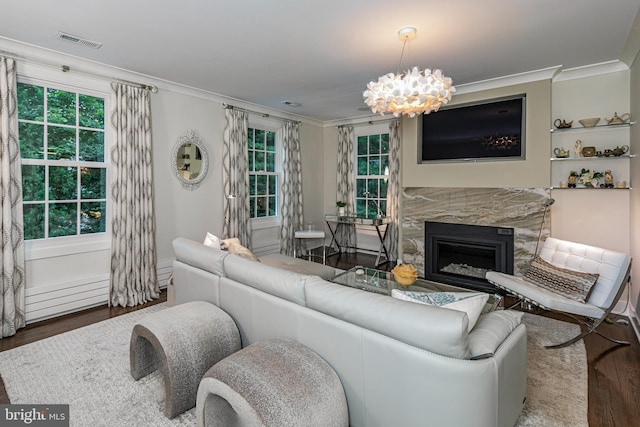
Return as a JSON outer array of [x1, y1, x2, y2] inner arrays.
[[392, 264, 418, 287], [579, 117, 600, 128]]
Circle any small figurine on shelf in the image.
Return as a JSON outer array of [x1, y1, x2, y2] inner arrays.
[[604, 170, 614, 188], [568, 171, 578, 188], [574, 139, 582, 158]]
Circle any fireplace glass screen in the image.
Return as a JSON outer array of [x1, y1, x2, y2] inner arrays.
[[425, 221, 514, 293]]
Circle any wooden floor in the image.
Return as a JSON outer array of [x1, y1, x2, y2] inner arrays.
[[1, 251, 638, 427]]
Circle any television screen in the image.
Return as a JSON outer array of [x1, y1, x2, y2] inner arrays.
[[419, 95, 525, 162]]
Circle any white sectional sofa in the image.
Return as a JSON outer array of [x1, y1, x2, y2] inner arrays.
[[170, 237, 528, 427]]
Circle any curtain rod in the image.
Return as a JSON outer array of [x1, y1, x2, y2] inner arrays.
[[0, 49, 158, 93], [336, 117, 400, 128], [222, 103, 300, 124]]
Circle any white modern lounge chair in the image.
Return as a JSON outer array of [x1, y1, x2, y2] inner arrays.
[[486, 237, 632, 349]]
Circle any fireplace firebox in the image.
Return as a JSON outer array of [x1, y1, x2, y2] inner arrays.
[[424, 221, 514, 294]]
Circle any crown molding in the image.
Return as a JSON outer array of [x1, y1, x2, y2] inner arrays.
[[551, 60, 629, 82], [454, 66, 562, 95], [0, 37, 323, 127]]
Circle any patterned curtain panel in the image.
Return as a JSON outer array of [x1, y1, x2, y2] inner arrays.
[[386, 120, 401, 262], [222, 108, 252, 247], [0, 56, 25, 337], [336, 125, 355, 251], [279, 121, 304, 256], [109, 83, 159, 307]]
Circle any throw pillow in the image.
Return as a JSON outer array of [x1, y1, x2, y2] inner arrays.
[[391, 289, 489, 332], [203, 232, 221, 249], [524, 256, 599, 303]]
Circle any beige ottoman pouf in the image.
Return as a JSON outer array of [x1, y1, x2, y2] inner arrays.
[[196, 337, 349, 427], [130, 301, 241, 418]]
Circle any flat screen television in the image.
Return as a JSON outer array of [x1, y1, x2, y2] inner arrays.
[[419, 95, 526, 162]]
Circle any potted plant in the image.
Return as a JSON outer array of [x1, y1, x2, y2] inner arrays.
[[336, 201, 347, 216]]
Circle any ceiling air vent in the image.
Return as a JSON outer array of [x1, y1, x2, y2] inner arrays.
[[57, 32, 103, 49]]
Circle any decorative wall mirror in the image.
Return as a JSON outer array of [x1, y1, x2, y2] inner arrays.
[[171, 130, 209, 190]]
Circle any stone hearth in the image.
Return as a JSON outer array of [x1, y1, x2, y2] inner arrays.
[[402, 187, 551, 278]]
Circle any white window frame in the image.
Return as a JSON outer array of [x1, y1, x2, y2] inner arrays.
[[354, 123, 390, 217], [18, 67, 112, 261], [248, 116, 282, 230]]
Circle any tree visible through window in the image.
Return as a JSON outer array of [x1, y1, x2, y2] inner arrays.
[[248, 127, 277, 219], [356, 133, 389, 217], [18, 82, 107, 240]]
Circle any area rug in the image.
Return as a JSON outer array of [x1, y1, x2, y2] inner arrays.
[[0, 305, 587, 426]]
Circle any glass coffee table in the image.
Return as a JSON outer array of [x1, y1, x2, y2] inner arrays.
[[331, 266, 502, 313]]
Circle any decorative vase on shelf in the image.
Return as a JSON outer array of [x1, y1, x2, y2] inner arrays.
[[338, 207, 346, 216]]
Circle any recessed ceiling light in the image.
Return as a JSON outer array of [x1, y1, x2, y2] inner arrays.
[[57, 32, 103, 49], [281, 101, 301, 107]]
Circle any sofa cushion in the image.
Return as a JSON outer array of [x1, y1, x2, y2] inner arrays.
[[305, 276, 471, 359], [173, 237, 228, 277], [223, 253, 308, 306], [524, 256, 599, 303], [468, 310, 524, 359], [391, 289, 488, 332], [259, 254, 338, 280]]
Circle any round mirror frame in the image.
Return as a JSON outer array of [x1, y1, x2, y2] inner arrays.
[[171, 129, 209, 190]]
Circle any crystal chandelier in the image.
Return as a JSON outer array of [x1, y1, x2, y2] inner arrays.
[[363, 27, 455, 118]]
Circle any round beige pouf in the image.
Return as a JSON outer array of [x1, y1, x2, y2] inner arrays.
[[196, 337, 349, 426]]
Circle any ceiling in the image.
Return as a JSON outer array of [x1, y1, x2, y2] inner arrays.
[[2, 0, 640, 122]]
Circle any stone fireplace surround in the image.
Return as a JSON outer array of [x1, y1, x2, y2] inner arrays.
[[401, 187, 551, 281]]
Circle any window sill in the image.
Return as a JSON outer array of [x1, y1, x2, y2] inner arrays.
[[24, 235, 110, 261], [251, 216, 281, 230]]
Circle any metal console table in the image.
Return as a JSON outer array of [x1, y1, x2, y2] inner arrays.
[[325, 214, 391, 266]]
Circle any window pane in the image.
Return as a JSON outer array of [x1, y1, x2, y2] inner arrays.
[[47, 89, 76, 125], [379, 200, 387, 215], [248, 129, 254, 149], [249, 174, 256, 196], [256, 175, 267, 195], [268, 175, 277, 195], [80, 201, 106, 234], [356, 198, 367, 216], [248, 150, 255, 172], [249, 197, 256, 218], [367, 179, 379, 197], [79, 130, 104, 162], [380, 179, 388, 198], [255, 151, 265, 172], [381, 155, 389, 175], [48, 126, 76, 160], [17, 83, 44, 121], [369, 135, 380, 154], [254, 130, 265, 150], [256, 196, 267, 217], [23, 204, 45, 240], [356, 179, 367, 197], [367, 201, 377, 218], [357, 156, 368, 175], [266, 152, 275, 172], [268, 196, 276, 216], [368, 156, 381, 175], [266, 131, 275, 151], [81, 167, 106, 199], [49, 166, 77, 200], [22, 165, 45, 201], [19, 122, 44, 159], [357, 136, 368, 155], [78, 94, 104, 129], [381, 134, 390, 153], [49, 203, 77, 237]]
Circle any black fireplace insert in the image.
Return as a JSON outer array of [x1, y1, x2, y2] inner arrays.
[[424, 221, 514, 294]]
